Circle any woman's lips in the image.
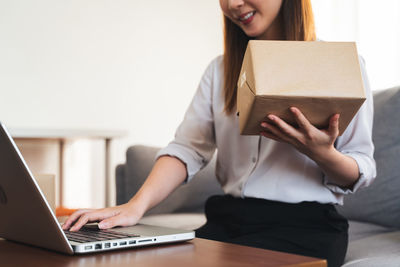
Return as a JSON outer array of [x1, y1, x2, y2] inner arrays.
[[239, 11, 255, 25]]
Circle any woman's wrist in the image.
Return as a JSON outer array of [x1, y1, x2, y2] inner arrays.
[[309, 145, 339, 167], [310, 146, 360, 187], [126, 194, 149, 218]]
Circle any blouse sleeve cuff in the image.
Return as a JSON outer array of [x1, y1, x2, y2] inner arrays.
[[324, 152, 376, 194], [155, 143, 205, 183]]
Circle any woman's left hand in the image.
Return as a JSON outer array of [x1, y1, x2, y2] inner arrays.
[[260, 107, 340, 161]]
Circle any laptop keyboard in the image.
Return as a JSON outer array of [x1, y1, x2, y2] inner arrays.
[[64, 226, 140, 243]]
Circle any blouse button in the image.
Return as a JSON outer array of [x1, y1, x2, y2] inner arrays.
[[252, 157, 257, 163]]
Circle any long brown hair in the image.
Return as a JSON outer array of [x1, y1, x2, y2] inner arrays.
[[223, 0, 316, 114]]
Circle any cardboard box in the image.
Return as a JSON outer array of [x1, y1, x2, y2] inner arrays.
[[237, 40, 365, 136]]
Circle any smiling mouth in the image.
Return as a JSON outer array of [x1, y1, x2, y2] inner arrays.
[[238, 11, 256, 25], [239, 12, 254, 21]]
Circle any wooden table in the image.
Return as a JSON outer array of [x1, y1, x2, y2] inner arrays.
[[9, 128, 126, 207], [0, 237, 326, 267]]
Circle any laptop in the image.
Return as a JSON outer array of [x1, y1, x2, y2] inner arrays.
[[0, 122, 194, 254]]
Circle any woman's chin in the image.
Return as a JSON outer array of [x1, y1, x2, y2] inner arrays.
[[244, 31, 264, 39], [241, 27, 265, 39]]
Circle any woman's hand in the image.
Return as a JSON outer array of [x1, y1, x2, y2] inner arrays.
[[62, 202, 144, 232], [260, 107, 340, 162], [260, 106, 360, 188]]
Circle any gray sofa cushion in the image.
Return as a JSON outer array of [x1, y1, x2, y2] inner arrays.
[[343, 256, 400, 267], [116, 145, 224, 215], [337, 86, 400, 228], [348, 221, 395, 242], [343, 231, 400, 266], [138, 213, 206, 230]]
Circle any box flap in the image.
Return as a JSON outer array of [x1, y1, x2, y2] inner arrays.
[[238, 44, 256, 94], [237, 78, 256, 133]]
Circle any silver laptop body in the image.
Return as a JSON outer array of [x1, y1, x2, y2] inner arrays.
[[0, 122, 194, 254]]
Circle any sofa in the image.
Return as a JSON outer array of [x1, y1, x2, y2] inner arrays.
[[116, 86, 400, 266]]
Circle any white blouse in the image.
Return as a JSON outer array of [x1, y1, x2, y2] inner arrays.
[[156, 55, 376, 205]]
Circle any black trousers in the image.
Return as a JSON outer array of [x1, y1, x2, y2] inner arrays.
[[196, 195, 348, 267]]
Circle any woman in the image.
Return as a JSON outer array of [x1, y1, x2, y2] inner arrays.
[[63, 1, 376, 266]]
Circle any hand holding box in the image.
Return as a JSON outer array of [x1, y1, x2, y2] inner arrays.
[[237, 40, 365, 136]]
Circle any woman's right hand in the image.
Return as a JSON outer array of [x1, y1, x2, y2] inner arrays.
[[62, 202, 144, 232]]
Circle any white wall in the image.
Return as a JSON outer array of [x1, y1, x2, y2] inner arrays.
[[0, 0, 223, 143], [0, 0, 223, 208], [312, 0, 400, 90]]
